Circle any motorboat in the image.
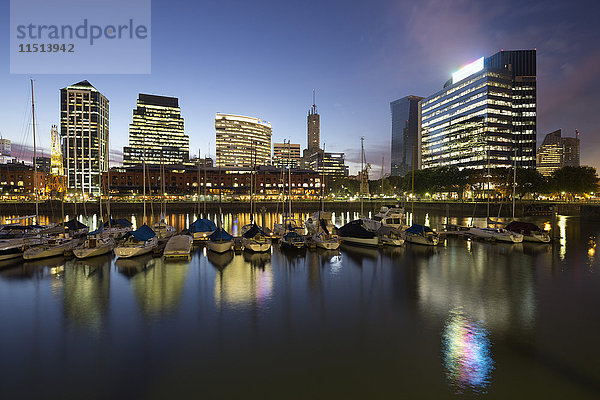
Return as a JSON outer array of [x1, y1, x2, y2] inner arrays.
[[189, 218, 217, 241], [73, 232, 115, 259], [377, 225, 404, 246], [404, 224, 439, 246], [152, 219, 176, 240], [469, 227, 523, 243], [114, 224, 158, 258], [362, 205, 406, 232], [23, 235, 77, 260], [241, 223, 272, 252], [505, 221, 551, 243], [338, 219, 379, 247], [206, 228, 234, 253], [164, 232, 193, 259], [280, 230, 306, 250]]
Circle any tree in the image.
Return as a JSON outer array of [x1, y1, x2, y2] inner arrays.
[[551, 166, 599, 197]]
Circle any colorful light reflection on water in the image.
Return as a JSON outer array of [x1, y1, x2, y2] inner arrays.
[[442, 308, 494, 394]]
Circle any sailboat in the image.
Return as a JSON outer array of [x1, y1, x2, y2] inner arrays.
[[307, 149, 339, 250], [468, 149, 523, 243], [206, 166, 234, 253], [242, 142, 272, 252], [73, 224, 115, 259], [338, 138, 378, 247], [152, 151, 176, 239], [114, 224, 158, 258], [279, 153, 305, 250]]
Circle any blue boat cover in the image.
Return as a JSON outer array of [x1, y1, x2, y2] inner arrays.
[[209, 228, 233, 241], [405, 224, 434, 234], [338, 220, 375, 239], [243, 223, 265, 238], [104, 218, 133, 228], [130, 224, 156, 241], [190, 218, 217, 233], [89, 224, 103, 235]]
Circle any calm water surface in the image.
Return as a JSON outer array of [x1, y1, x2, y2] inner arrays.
[[0, 212, 599, 399]]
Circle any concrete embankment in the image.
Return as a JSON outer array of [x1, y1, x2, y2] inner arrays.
[[2, 200, 599, 217]]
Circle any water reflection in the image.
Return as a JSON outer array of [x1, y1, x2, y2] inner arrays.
[[442, 308, 494, 394], [63, 255, 111, 331], [214, 255, 274, 308]]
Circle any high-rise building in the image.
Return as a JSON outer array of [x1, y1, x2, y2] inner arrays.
[[0, 138, 11, 164], [420, 50, 537, 171], [537, 129, 580, 177], [123, 94, 189, 166], [273, 142, 301, 169], [34, 156, 51, 172], [60, 80, 109, 195], [306, 150, 349, 177], [307, 93, 320, 153], [390, 95, 424, 176], [215, 114, 272, 168]]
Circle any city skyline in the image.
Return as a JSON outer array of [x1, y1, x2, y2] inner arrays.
[[0, 0, 599, 174]]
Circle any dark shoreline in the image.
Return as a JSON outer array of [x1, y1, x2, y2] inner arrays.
[[2, 200, 599, 217]]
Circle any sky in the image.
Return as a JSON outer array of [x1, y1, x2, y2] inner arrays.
[[1, 0, 599, 174]]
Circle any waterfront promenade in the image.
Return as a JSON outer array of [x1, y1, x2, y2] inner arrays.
[[2, 199, 600, 218]]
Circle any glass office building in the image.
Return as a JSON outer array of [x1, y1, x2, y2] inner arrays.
[[123, 94, 189, 166], [215, 114, 272, 168], [390, 95, 423, 176], [420, 50, 536, 170], [273, 142, 301, 169], [60, 80, 109, 195]]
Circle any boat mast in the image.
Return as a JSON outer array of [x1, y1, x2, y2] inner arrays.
[[486, 147, 490, 225], [411, 145, 415, 222], [107, 138, 111, 229], [203, 146, 207, 216], [196, 148, 200, 217], [142, 138, 146, 225], [321, 142, 325, 214], [512, 145, 517, 220], [360, 137, 364, 218], [30, 79, 39, 224], [380, 155, 384, 197], [161, 147, 166, 219]]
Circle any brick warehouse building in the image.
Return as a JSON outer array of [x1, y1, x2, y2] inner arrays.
[[102, 165, 327, 198]]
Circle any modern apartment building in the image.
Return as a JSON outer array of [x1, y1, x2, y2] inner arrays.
[[273, 142, 301, 169], [215, 114, 272, 168], [60, 80, 109, 195], [420, 50, 537, 171], [123, 94, 189, 166]]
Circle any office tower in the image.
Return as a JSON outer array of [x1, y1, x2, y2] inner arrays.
[[537, 129, 581, 177], [123, 94, 189, 166], [215, 114, 272, 168], [0, 138, 11, 163], [273, 142, 301, 169], [390, 95, 424, 176], [420, 50, 537, 170], [306, 151, 349, 177], [60, 80, 109, 195], [34, 156, 51, 172], [307, 92, 320, 153]]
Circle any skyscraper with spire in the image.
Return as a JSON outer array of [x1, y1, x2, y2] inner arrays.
[[307, 90, 320, 153]]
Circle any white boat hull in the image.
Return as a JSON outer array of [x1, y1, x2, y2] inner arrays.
[[193, 231, 214, 241], [522, 233, 551, 243], [469, 228, 523, 243], [379, 237, 404, 246], [315, 239, 340, 250], [242, 237, 271, 252], [404, 234, 439, 246], [206, 240, 234, 253], [23, 241, 75, 260], [73, 244, 114, 259], [114, 237, 158, 259], [339, 236, 379, 247]]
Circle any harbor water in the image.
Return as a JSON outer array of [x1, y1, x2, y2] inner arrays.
[[0, 212, 599, 398]]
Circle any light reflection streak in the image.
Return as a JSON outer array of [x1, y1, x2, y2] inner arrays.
[[558, 216, 567, 260], [442, 308, 494, 394]]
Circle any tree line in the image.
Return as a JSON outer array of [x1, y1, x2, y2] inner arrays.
[[329, 166, 599, 200]]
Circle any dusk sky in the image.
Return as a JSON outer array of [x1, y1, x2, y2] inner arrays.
[[1, 0, 599, 174]]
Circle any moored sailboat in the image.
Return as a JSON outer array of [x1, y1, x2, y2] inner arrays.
[[114, 224, 158, 258]]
